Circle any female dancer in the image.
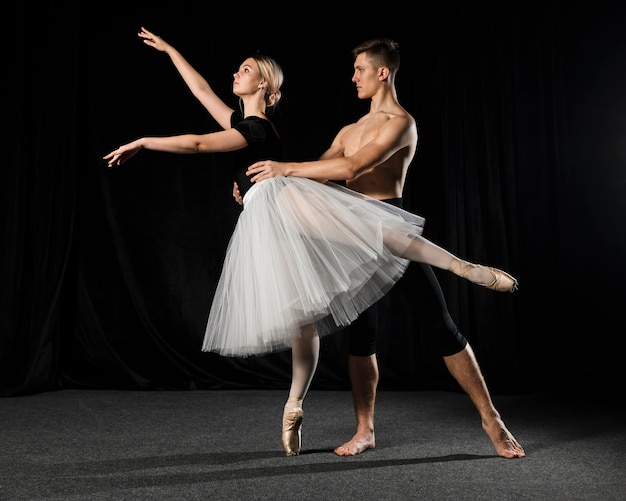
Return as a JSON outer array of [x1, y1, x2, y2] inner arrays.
[[104, 28, 517, 457]]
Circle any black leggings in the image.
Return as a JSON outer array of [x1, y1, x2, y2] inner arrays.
[[347, 198, 467, 357]]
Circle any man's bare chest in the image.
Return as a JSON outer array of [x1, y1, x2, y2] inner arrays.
[[343, 120, 381, 155]]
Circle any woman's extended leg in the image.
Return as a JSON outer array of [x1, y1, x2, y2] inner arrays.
[[282, 323, 320, 456], [391, 233, 518, 292]]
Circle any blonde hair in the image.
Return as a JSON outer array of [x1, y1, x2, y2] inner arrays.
[[253, 55, 283, 108]]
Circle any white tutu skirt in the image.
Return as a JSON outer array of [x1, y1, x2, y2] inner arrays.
[[202, 177, 425, 357]]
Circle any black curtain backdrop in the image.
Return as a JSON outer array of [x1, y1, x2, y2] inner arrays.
[[3, 3, 625, 397]]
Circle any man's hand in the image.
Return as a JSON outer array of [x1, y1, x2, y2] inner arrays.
[[246, 160, 288, 183], [233, 182, 243, 205]]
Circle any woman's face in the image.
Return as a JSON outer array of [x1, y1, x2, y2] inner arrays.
[[232, 58, 264, 97]]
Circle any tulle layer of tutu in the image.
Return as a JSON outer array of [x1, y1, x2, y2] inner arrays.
[[202, 177, 425, 357]]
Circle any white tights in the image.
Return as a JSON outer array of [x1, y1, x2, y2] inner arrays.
[[288, 323, 320, 403]]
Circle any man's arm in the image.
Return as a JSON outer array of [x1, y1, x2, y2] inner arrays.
[[246, 115, 415, 183], [232, 124, 351, 204]]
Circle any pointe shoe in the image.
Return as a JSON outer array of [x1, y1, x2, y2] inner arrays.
[[449, 259, 518, 293], [282, 406, 304, 456]]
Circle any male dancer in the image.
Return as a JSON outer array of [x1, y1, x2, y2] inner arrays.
[[241, 38, 525, 459]]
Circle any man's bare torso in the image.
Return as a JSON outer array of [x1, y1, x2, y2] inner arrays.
[[342, 110, 417, 201]]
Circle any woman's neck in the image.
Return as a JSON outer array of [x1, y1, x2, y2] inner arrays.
[[240, 95, 267, 119]]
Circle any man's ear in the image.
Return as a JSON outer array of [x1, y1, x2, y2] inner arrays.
[[379, 67, 389, 80]]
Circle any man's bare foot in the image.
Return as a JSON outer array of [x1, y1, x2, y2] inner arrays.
[[334, 431, 375, 456], [483, 416, 525, 458]]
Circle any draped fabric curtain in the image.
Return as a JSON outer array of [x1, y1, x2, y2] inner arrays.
[[3, 5, 624, 397], [3, 5, 81, 395]]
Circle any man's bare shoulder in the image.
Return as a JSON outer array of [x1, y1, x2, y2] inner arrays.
[[358, 108, 414, 129], [383, 107, 415, 126]]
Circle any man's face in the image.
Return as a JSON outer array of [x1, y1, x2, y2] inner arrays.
[[351, 52, 380, 100]]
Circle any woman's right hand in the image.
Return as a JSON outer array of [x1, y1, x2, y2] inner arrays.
[[138, 27, 170, 53]]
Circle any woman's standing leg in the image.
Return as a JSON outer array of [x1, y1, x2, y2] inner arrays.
[[282, 323, 320, 456]]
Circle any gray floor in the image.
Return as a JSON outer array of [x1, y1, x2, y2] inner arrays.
[[1, 388, 624, 500]]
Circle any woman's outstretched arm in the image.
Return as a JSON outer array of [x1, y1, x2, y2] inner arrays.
[[139, 27, 234, 129]]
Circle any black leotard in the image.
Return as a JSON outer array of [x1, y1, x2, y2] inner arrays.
[[230, 111, 282, 198]]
